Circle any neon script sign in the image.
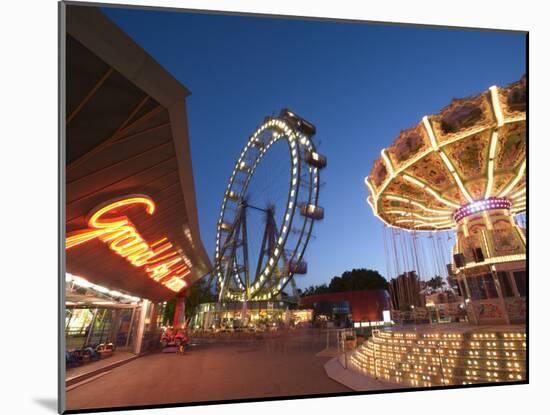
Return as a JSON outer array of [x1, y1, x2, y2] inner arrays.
[[66, 196, 189, 292]]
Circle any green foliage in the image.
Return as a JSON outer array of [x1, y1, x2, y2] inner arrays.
[[301, 268, 388, 296], [426, 275, 445, 290], [302, 283, 329, 296], [185, 278, 216, 320], [162, 298, 176, 325]]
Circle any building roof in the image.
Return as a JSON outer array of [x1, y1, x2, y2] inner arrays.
[[64, 5, 211, 301]]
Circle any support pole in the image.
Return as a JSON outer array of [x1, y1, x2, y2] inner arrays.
[[84, 308, 98, 348], [253, 208, 271, 294], [218, 205, 244, 302], [461, 272, 479, 325], [508, 270, 521, 298], [241, 204, 250, 301], [125, 306, 136, 348], [490, 265, 511, 324], [172, 294, 186, 329], [133, 300, 149, 355]]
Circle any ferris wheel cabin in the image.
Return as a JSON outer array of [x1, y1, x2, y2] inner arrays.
[[305, 150, 327, 168], [279, 108, 317, 136], [300, 203, 325, 220]]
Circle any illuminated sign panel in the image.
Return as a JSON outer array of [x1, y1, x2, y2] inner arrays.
[[66, 195, 189, 292]]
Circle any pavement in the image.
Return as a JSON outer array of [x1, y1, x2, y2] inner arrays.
[[66, 351, 137, 385], [324, 356, 406, 392], [65, 329, 351, 411]]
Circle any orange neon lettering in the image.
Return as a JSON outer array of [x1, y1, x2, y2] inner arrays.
[[124, 243, 151, 265], [146, 250, 179, 265], [174, 268, 191, 280], [110, 234, 142, 253], [126, 241, 171, 267], [66, 196, 189, 292], [164, 277, 187, 291], [150, 237, 169, 248], [146, 257, 183, 282], [155, 264, 189, 284]]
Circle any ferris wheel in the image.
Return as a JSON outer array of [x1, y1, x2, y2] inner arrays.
[[215, 109, 326, 302]]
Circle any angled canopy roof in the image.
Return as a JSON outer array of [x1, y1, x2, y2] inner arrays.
[[65, 5, 211, 301]]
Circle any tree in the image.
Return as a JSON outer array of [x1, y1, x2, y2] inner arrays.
[[301, 268, 388, 296], [426, 275, 445, 291], [301, 283, 330, 296], [328, 268, 388, 292], [184, 278, 216, 320], [162, 298, 177, 325]]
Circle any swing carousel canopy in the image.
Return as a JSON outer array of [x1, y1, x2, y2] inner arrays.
[[365, 77, 526, 231]]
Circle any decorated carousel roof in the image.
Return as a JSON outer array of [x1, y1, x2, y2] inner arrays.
[[365, 76, 526, 231]]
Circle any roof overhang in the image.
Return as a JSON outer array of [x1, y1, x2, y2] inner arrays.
[[64, 5, 212, 302]]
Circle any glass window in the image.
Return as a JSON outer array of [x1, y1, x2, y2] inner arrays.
[[497, 272, 514, 297], [144, 301, 153, 330], [89, 308, 113, 346], [156, 302, 166, 327], [115, 308, 135, 348], [481, 274, 498, 299], [468, 276, 487, 300], [513, 271, 527, 297], [65, 308, 95, 350]]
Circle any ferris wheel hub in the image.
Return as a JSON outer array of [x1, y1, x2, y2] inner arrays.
[[214, 109, 326, 303]]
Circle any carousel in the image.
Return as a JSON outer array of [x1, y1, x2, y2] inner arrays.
[[365, 76, 526, 325], [345, 77, 527, 388]]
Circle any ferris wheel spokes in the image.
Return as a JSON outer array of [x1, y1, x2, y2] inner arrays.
[[218, 202, 291, 301], [215, 109, 326, 302]]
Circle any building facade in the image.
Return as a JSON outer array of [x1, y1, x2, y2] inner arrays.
[[299, 290, 391, 325], [63, 5, 211, 364]]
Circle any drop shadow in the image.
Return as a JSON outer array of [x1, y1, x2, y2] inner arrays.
[[34, 397, 58, 413]]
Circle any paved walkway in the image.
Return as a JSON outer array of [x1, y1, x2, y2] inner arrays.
[[324, 356, 406, 391], [66, 351, 136, 383], [66, 329, 350, 411]]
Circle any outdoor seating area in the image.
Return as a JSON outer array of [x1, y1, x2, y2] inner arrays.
[[190, 325, 298, 341]]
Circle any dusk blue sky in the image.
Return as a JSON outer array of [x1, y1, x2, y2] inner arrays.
[[102, 6, 525, 289]]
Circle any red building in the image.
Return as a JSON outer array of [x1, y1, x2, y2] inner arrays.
[[299, 290, 390, 323]]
